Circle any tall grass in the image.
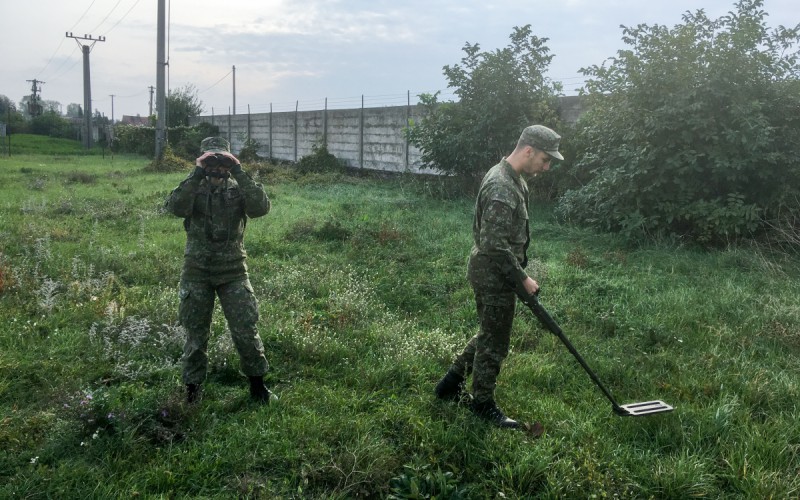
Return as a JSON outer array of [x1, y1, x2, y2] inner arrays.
[[0, 142, 798, 498]]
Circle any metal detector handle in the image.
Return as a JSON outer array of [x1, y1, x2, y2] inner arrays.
[[515, 285, 625, 413]]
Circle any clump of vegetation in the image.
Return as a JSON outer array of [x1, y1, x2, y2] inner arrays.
[[296, 143, 345, 174], [237, 138, 263, 163], [555, 0, 800, 244], [65, 171, 97, 184], [146, 144, 193, 173]]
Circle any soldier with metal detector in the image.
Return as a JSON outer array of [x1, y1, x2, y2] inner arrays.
[[165, 136, 276, 404], [434, 125, 563, 430]]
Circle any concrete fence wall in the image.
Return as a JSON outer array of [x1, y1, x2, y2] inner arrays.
[[190, 96, 586, 173]]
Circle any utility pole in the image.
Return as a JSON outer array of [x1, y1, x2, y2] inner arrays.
[[109, 94, 115, 123], [155, 0, 167, 159], [232, 65, 236, 115], [66, 32, 106, 149], [26, 79, 45, 116], [148, 85, 155, 116]]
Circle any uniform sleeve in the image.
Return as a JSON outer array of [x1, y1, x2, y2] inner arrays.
[[232, 170, 271, 218], [478, 199, 528, 285], [164, 175, 202, 218]]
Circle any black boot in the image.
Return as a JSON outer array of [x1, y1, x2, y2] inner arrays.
[[470, 399, 519, 429], [434, 370, 472, 404], [186, 383, 201, 404], [249, 376, 276, 404]]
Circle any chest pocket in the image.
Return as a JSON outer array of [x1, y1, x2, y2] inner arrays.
[[192, 187, 246, 242]]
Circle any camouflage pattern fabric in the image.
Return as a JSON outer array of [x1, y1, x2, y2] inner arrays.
[[452, 158, 530, 404], [466, 158, 530, 304], [179, 278, 268, 384], [165, 168, 271, 385], [165, 170, 270, 283], [450, 291, 516, 404], [200, 136, 231, 153]]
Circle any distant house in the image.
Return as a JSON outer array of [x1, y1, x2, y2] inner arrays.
[[120, 115, 150, 126]]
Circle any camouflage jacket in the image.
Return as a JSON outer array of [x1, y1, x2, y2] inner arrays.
[[467, 159, 530, 293], [165, 170, 270, 283]]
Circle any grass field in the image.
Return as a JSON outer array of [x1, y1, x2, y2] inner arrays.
[[0, 139, 798, 498]]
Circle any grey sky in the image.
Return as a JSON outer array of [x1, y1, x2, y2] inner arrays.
[[1, 0, 796, 120]]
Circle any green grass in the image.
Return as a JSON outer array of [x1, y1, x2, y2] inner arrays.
[[0, 140, 799, 498], [2, 133, 114, 156]]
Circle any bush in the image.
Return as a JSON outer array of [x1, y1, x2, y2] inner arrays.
[[145, 144, 193, 173], [29, 112, 76, 140], [237, 138, 262, 163], [296, 143, 345, 174], [556, 1, 800, 244]]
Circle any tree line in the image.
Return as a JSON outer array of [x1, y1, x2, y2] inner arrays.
[[0, 84, 204, 140]]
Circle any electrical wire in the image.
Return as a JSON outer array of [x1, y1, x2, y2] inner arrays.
[[88, 0, 124, 34], [34, 0, 98, 79], [102, 0, 144, 36]]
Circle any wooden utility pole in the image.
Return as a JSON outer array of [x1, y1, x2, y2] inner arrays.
[[232, 65, 236, 115], [66, 32, 105, 149]]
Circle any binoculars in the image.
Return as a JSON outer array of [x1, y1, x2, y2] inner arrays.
[[204, 153, 237, 169]]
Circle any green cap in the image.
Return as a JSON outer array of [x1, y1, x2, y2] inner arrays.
[[519, 125, 563, 160], [200, 136, 231, 153]]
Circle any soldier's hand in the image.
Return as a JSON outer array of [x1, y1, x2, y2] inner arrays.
[[196, 151, 216, 167], [522, 276, 539, 296]]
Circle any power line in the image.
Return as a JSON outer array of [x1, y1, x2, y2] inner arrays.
[[88, 0, 124, 34], [103, 0, 143, 36], [198, 70, 233, 94]]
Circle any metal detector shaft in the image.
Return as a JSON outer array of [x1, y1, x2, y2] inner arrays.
[[517, 291, 626, 413], [516, 288, 673, 416]]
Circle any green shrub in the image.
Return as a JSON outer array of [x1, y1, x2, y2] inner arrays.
[[145, 144, 193, 173], [296, 143, 345, 174], [556, 1, 800, 244], [237, 138, 262, 163]]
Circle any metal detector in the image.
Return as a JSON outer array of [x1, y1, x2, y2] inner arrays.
[[517, 290, 673, 417]]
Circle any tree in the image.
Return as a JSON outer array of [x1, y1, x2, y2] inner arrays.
[[29, 111, 75, 139], [407, 25, 562, 182], [167, 84, 204, 127], [0, 94, 25, 131], [556, 0, 800, 244], [42, 100, 62, 114], [66, 103, 83, 118]]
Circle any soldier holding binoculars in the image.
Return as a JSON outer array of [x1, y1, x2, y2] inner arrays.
[[165, 137, 276, 404]]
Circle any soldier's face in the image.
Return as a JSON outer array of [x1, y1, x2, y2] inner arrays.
[[206, 166, 231, 186], [524, 149, 553, 175]]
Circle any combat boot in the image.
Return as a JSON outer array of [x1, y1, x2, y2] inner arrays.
[[470, 399, 519, 429], [434, 370, 472, 404], [186, 383, 201, 404], [249, 376, 277, 404]]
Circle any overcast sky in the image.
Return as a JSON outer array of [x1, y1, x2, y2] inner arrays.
[[1, 0, 797, 120]]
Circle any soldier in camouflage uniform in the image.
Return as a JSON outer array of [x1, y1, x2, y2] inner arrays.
[[435, 125, 563, 428], [165, 137, 275, 404]]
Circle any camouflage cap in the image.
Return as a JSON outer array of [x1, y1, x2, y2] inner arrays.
[[519, 125, 564, 161], [200, 136, 231, 153]]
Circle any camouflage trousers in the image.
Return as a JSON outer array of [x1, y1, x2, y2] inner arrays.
[[450, 289, 516, 404], [178, 278, 268, 385]]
